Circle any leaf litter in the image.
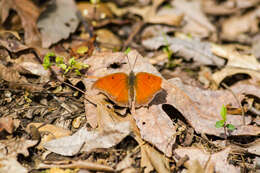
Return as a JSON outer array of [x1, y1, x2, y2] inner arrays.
[[0, 0, 260, 172]]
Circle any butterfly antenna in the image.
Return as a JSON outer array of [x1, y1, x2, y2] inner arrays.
[[132, 55, 138, 70], [126, 54, 132, 70]]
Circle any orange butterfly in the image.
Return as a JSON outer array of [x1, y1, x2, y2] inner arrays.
[[92, 56, 162, 108]]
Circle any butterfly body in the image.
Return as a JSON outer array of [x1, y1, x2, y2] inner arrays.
[[92, 71, 162, 108]]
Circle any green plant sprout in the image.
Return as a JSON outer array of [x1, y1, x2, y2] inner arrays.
[[162, 34, 173, 60], [215, 105, 235, 141], [124, 47, 131, 54], [162, 33, 175, 69], [43, 53, 89, 76]]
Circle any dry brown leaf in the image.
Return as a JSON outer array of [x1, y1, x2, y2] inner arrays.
[[171, 0, 215, 37], [0, 116, 14, 134], [126, 0, 183, 26], [0, 0, 41, 46], [0, 63, 28, 84], [0, 49, 49, 86], [134, 106, 176, 157], [221, 7, 260, 42], [186, 160, 206, 173], [141, 25, 176, 40], [77, 2, 113, 20], [26, 123, 72, 149], [202, 0, 260, 15], [175, 147, 240, 173], [142, 36, 225, 66], [235, 139, 260, 155], [212, 44, 260, 70], [116, 155, 134, 171], [164, 78, 260, 137], [202, 0, 238, 15], [43, 121, 131, 156], [0, 157, 28, 173], [0, 137, 37, 158], [0, 32, 29, 52], [37, 0, 79, 48], [141, 143, 170, 173], [211, 44, 260, 84], [95, 29, 122, 50], [212, 67, 260, 85], [0, 138, 31, 173]]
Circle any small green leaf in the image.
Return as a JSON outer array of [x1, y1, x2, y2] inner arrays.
[[215, 120, 224, 128], [55, 56, 64, 64], [69, 57, 76, 66], [64, 67, 71, 74], [75, 69, 81, 75], [58, 64, 67, 70], [43, 52, 56, 69], [124, 47, 131, 54], [220, 105, 227, 121], [226, 124, 235, 131]]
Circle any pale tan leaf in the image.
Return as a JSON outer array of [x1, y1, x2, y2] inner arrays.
[[163, 78, 260, 137], [134, 106, 176, 157], [0, 157, 28, 173], [142, 36, 225, 66], [43, 121, 131, 156], [141, 144, 170, 173], [37, 0, 79, 48], [175, 147, 240, 173]]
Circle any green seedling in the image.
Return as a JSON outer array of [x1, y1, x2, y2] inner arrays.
[[43, 52, 55, 69], [42, 53, 89, 76], [215, 105, 235, 142], [124, 47, 131, 54], [162, 33, 175, 69]]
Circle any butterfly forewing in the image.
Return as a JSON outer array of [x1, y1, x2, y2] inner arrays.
[[135, 72, 162, 106], [92, 73, 129, 106]]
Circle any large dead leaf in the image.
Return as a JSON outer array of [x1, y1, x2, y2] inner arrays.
[[0, 137, 37, 173], [110, 0, 183, 26], [221, 7, 260, 42], [43, 121, 131, 156], [26, 123, 72, 149], [171, 0, 215, 37], [174, 147, 240, 173], [0, 137, 37, 158], [37, 0, 79, 48], [0, 32, 29, 52], [142, 36, 225, 66], [134, 106, 176, 157], [202, 0, 260, 15], [234, 138, 260, 155], [211, 44, 260, 84], [141, 143, 170, 173], [0, 116, 14, 134], [164, 78, 260, 137], [0, 0, 41, 46], [0, 157, 28, 173]]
